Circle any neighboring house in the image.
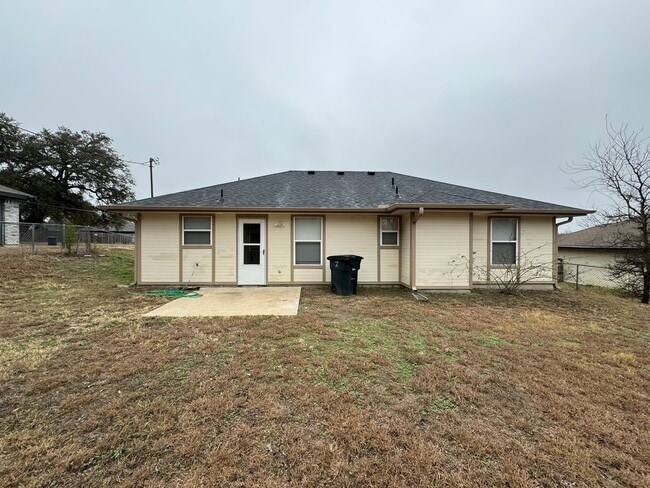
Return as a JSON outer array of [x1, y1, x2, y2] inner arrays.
[[86, 221, 136, 244], [102, 170, 589, 290], [558, 221, 641, 287], [0, 184, 35, 246], [558, 221, 640, 265]]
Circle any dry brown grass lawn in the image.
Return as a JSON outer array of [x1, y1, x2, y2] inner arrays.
[[0, 248, 648, 487]]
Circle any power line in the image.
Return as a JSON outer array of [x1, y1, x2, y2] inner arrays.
[[12, 125, 40, 136], [2, 120, 153, 167], [3, 119, 160, 198], [23, 200, 122, 215], [120, 158, 150, 166]]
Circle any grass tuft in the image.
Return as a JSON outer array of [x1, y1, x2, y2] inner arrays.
[[481, 333, 509, 347], [398, 359, 417, 379], [429, 398, 458, 412]]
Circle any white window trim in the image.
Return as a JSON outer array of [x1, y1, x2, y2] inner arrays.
[[182, 215, 212, 246], [380, 217, 400, 247], [491, 218, 518, 266], [293, 216, 323, 266]]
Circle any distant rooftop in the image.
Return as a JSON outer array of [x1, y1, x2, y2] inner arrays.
[[0, 183, 35, 201], [559, 221, 641, 249]]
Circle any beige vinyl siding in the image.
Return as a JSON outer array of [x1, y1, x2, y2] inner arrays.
[[293, 267, 324, 283], [400, 214, 411, 287], [182, 249, 212, 282], [415, 213, 471, 288], [380, 249, 399, 282], [472, 215, 489, 282], [325, 214, 378, 283], [214, 214, 236, 283], [519, 216, 554, 282], [137, 210, 557, 289], [140, 213, 180, 283], [558, 248, 620, 267], [267, 214, 292, 283], [558, 248, 621, 288]]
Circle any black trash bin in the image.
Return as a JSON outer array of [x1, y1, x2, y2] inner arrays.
[[327, 255, 364, 296], [47, 236, 58, 246]]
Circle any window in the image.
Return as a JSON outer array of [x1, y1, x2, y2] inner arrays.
[[242, 223, 261, 264], [294, 217, 322, 265], [380, 217, 399, 246], [183, 216, 212, 245], [491, 218, 517, 265]]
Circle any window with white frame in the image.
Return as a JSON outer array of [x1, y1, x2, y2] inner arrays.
[[294, 217, 322, 265], [182, 216, 212, 245], [491, 218, 518, 265], [380, 217, 399, 246]]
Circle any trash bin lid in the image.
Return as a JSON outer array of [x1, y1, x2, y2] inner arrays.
[[327, 255, 364, 262]]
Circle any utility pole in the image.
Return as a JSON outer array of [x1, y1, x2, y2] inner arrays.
[[148, 157, 159, 198]]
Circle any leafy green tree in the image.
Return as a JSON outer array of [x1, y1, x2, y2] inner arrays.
[[0, 113, 135, 226]]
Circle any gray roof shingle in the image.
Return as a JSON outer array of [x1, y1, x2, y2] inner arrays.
[[106, 170, 588, 214]]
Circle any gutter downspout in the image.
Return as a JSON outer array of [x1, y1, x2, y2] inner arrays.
[[410, 207, 424, 290]]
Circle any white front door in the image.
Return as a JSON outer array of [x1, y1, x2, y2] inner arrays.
[[238, 218, 266, 285]]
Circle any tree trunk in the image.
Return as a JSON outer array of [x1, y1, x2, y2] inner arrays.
[[642, 271, 650, 304]]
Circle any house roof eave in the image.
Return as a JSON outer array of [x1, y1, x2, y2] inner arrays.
[[558, 244, 640, 250], [498, 208, 594, 217], [385, 204, 593, 216], [100, 205, 393, 214], [0, 190, 36, 201], [385, 203, 511, 213], [101, 203, 594, 216]]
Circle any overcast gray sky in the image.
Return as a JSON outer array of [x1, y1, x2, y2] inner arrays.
[[2, 1, 649, 228]]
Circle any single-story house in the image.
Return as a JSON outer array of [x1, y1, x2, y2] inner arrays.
[[558, 221, 640, 265], [102, 170, 589, 290], [0, 183, 35, 246], [558, 221, 641, 287]]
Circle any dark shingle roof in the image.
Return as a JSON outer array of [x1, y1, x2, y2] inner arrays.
[[0, 184, 35, 201], [105, 170, 588, 214], [559, 221, 641, 249]]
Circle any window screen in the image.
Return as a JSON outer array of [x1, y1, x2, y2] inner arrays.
[[294, 217, 322, 265], [183, 216, 212, 245], [380, 217, 399, 246], [491, 218, 517, 265]]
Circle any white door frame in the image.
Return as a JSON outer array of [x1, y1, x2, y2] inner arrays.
[[237, 218, 266, 285]]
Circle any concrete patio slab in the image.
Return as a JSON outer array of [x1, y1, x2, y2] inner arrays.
[[143, 287, 301, 317]]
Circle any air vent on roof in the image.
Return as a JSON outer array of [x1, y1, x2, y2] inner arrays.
[[367, 171, 375, 176], [337, 171, 345, 175], [307, 170, 315, 175], [391, 177, 395, 187]]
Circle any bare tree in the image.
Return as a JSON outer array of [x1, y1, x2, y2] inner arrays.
[[569, 118, 650, 303], [445, 245, 555, 295], [475, 246, 555, 295]]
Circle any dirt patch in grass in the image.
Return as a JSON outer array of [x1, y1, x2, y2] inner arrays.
[[1, 248, 649, 487]]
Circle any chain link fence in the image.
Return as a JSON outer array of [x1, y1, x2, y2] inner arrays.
[[558, 259, 639, 291], [0, 221, 135, 254]]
